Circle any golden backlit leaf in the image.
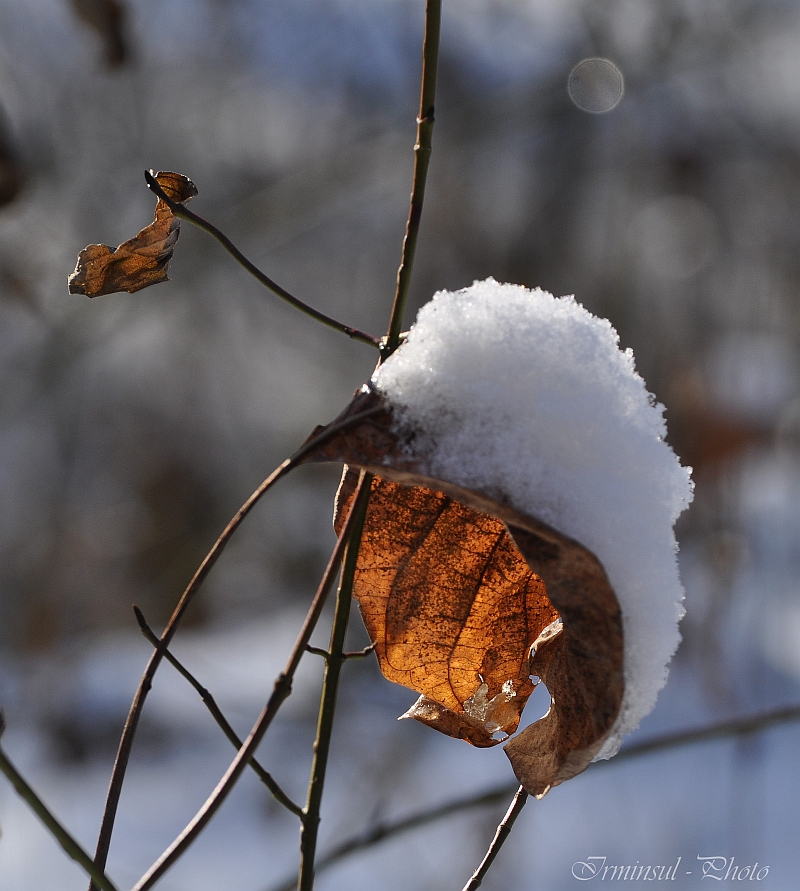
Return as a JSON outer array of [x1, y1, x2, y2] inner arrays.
[[68, 171, 197, 297], [335, 473, 559, 747], [303, 388, 625, 796]]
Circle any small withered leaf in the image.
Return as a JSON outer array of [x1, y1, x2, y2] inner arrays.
[[304, 388, 624, 796], [151, 171, 198, 204], [68, 171, 197, 298]]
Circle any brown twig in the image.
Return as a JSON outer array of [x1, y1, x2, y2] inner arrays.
[[129, 473, 369, 891], [461, 786, 528, 891], [144, 170, 380, 349], [133, 606, 303, 817], [384, 0, 441, 357], [88, 409, 379, 891], [306, 642, 376, 662], [599, 703, 800, 761]]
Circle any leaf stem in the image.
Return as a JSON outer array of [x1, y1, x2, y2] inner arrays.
[[133, 606, 303, 818], [88, 408, 380, 891], [384, 0, 441, 357], [144, 171, 380, 349], [0, 742, 119, 891], [297, 475, 372, 891], [130, 473, 370, 891], [461, 786, 528, 891]]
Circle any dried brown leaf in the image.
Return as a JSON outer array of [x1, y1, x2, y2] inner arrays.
[[336, 474, 559, 747], [68, 171, 197, 297], [304, 388, 624, 796]]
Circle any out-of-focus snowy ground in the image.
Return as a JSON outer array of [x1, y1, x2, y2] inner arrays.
[[1, 593, 800, 890]]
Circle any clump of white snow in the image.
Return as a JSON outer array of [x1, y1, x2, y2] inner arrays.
[[372, 279, 693, 756]]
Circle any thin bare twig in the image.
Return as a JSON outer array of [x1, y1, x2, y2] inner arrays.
[[297, 475, 372, 891], [461, 786, 528, 891], [133, 606, 303, 818], [384, 0, 441, 356], [305, 645, 332, 660], [130, 473, 369, 891], [600, 703, 800, 761], [144, 171, 380, 349], [306, 642, 376, 662], [0, 741, 119, 891], [263, 702, 800, 889], [343, 642, 377, 660], [89, 409, 379, 891]]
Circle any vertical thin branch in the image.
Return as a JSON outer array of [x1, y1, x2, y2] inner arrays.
[[385, 0, 442, 356], [461, 786, 529, 891], [297, 475, 372, 891], [290, 4, 443, 887], [0, 743, 119, 891], [292, 5, 443, 886], [130, 473, 369, 891]]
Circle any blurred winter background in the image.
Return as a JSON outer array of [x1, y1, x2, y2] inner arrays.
[[1, 0, 800, 888]]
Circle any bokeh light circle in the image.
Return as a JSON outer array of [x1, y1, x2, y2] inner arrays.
[[568, 58, 624, 113]]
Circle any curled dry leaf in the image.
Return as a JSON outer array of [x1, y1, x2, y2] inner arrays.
[[68, 171, 197, 297], [302, 388, 624, 797]]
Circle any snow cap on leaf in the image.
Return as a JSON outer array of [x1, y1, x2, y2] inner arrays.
[[372, 279, 693, 760]]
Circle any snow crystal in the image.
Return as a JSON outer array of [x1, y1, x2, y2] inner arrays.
[[372, 279, 693, 757]]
